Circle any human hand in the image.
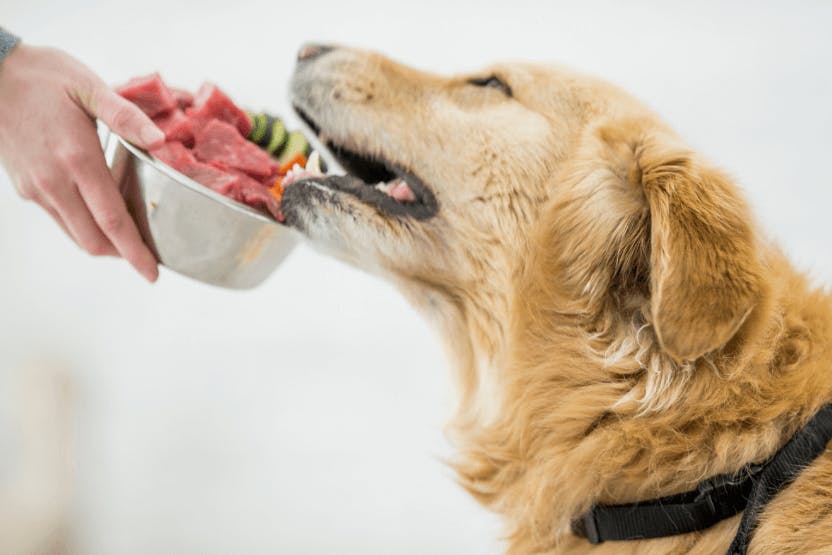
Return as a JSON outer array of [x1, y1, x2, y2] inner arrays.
[[0, 44, 165, 282]]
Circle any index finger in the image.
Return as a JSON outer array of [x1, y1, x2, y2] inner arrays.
[[74, 75, 165, 150], [67, 132, 159, 282]]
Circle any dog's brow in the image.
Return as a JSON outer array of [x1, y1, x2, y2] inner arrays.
[[467, 74, 513, 97]]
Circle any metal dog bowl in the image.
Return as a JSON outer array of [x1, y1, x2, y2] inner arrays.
[[100, 125, 298, 289]]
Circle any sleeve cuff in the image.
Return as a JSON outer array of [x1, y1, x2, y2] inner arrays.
[[0, 27, 21, 63]]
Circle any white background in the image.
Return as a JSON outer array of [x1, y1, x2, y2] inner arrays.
[[1, 1, 831, 554]]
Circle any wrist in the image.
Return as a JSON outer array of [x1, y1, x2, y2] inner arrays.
[[0, 27, 21, 65]]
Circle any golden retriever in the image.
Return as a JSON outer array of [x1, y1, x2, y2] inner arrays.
[[282, 44, 832, 554]]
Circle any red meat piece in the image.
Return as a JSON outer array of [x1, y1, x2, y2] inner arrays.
[[181, 162, 239, 192], [153, 109, 195, 144], [170, 87, 194, 109], [226, 170, 281, 218], [185, 83, 252, 137], [150, 144, 274, 216], [193, 119, 273, 177], [151, 142, 236, 191], [149, 141, 197, 167], [116, 73, 177, 118], [268, 162, 284, 178]]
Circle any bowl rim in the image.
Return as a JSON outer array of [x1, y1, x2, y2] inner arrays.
[[113, 132, 283, 227]]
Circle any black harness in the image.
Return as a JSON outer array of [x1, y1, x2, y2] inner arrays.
[[571, 403, 832, 554]]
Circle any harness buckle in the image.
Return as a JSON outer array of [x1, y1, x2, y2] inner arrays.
[[571, 508, 602, 544]]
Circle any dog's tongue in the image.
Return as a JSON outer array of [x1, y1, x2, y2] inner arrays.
[[387, 179, 416, 202]]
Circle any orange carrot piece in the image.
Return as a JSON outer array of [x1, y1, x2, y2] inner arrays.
[[269, 176, 284, 202], [278, 154, 307, 174]]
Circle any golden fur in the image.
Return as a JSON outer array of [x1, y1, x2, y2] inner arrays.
[[287, 47, 832, 554]]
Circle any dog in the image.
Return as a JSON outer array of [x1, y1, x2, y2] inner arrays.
[[283, 44, 832, 554]]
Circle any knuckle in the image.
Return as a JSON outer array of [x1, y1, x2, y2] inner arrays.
[[110, 106, 136, 132], [97, 211, 123, 234], [83, 238, 111, 257], [57, 148, 86, 168], [15, 183, 36, 201], [35, 176, 60, 197]]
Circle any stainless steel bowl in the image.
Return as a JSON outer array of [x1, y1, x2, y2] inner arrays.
[[100, 125, 298, 289]]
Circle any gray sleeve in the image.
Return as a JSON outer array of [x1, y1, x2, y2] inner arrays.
[[0, 27, 21, 63]]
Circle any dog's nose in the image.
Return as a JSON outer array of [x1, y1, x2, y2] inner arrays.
[[297, 43, 335, 62]]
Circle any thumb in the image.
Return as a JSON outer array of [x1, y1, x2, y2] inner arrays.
[[77, 77, 165, 150]]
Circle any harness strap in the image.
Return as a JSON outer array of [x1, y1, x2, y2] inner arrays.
[[571, 403, 832, 554], [727, 403, 832, 554]]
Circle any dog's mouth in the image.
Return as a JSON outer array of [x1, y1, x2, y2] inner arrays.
[[284, 107, 438, 221]]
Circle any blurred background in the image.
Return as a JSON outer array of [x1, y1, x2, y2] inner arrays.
[[1, 1, 831, 553]]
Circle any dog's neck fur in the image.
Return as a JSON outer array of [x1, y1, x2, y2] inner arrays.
[[430, 244, 832, 554]]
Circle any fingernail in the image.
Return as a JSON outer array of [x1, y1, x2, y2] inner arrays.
[[140, 124, 164, 147]]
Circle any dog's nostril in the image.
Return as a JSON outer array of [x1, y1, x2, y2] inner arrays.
[[297, 43, 335, 62]]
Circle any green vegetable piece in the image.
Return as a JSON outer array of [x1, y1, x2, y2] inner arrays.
[[250, 113, 269, 144], [266, 118, 288, 154], [276, 131, 310, 166]]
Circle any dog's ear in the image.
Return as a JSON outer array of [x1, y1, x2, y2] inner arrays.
[[633, 133, 763, 361], [540, 124, 763, 362]]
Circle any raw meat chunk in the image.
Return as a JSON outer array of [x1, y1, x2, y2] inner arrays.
[[193, 120, 273, 177], [149, 141, 197, 168], [180, 162, 239, 192], [151, 143, 235, 192], [116, 73, 177, 117], [186, 83, 252, 137], [170, 87, 194, 109], [226, 170, 281, 218], [153, 109, 195, 144]]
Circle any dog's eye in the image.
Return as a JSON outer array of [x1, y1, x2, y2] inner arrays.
[[468, 75, 512, 97]]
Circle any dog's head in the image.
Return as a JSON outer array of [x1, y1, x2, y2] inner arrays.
[[284, 45, 763, 366]]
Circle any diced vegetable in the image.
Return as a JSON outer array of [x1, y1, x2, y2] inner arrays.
[[276, 131, 310, 167]]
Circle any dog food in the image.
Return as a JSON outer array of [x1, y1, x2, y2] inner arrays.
[[116, 73, 312, 221]]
